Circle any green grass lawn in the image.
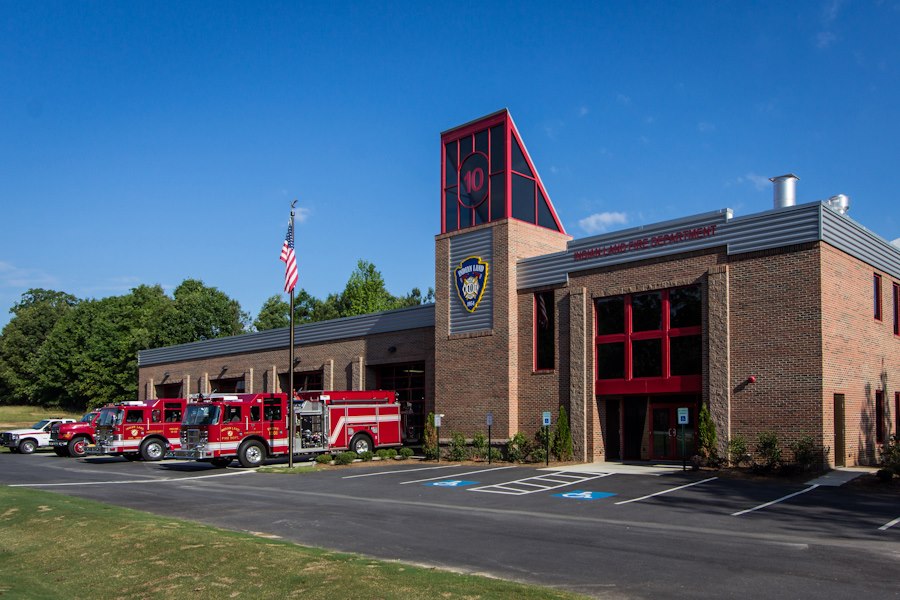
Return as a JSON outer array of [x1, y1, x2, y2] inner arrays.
[[0, 486, 586, 600], [0, 405, 86, 429]]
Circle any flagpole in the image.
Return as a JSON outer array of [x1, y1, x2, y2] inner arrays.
[[288, 201, 296, 468]]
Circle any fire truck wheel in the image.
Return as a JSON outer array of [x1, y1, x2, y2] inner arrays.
[[237, 440, 265, 468], [140, 438, 166, 461], [18, 439, 37, 454], [53, 446, 69, 457], [209, 457, 231, 468], [68, 436, 88, 458], [350, 433, 373, 455]]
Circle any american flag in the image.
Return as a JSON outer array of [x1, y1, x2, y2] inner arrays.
[[280, 219, 298, 293]]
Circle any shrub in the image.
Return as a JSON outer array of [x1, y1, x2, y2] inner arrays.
[[790, 435, 820, 470], [334, 451, 357, 465], [728, 435, 749, 467], [398, 447, 414, 459], [881, 435, 900, 475], [506, 432, 530, 462], [488, 447, 502, 462], [471, 431, 488, 461], [756, 431, 782, 470], [315, 453, 332, 464], [698, 404, 718, 462], [448, 431, 469, 461], [552, 405, 574, 461], [422, 412, 439, 460], [530, 446, 547, 464], [358, 450, 374, 462], [376, 448, 397, 459]]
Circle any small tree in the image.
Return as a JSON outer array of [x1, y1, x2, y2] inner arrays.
[[728, 435, 750, 467], [472, 431, 488, 461], [698, 404, 718, 463], [552, 405, 574, 461], [448, 431, 469, 461], [422, 412, 439, 460]]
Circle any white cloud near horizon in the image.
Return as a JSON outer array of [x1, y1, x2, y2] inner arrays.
[[891, 238, 900, 249], [0, 260, 58, 289], [579, 211, 628, 235], [735, 173, 770, 191]]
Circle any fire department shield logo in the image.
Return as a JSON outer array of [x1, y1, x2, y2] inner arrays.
[[454, 256, 489, 313]]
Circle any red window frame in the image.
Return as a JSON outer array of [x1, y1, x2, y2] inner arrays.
[[874, 273, 882, 321], [895, 392, 900, 440], [893, 282, 899, 336], [875, 390, 885, 444], [595, 286, 702, 394]]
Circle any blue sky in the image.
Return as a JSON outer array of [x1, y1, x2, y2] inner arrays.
[[2, 1, 900, 328]]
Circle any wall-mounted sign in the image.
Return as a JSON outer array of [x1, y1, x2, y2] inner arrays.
[[573, 224, 718, 262], [454, 256, 489, 313]]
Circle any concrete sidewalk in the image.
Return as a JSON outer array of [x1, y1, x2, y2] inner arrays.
[[805, 467, 877, 486]]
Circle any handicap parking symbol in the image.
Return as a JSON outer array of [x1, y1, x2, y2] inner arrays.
[[425, 480, 477, 487], [553, 490, 616, 500]]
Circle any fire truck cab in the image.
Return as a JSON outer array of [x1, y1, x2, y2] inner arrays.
[[85, 398, 188, 461], [173, 390, 402, 468]]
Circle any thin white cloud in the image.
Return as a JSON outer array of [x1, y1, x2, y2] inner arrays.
[[578, 106, 589, 117], [735, 173, 770, 191], [0, 260, 58, 288], [579, 212, 628, 235], [698, 122, 715, 133], [891, 238, 900, 249], [616, 93, 631, 106], [294, 206, 311, 223], [816, 31, 837, 49]]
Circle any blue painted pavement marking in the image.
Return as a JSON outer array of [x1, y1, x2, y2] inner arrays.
[[425, 480, 478, 487], [552, 490, 617, 500]]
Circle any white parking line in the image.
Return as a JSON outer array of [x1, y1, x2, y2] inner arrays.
[[614, 477, 718, 505], [342, 465, 459, 479], [731, 484, 820, 516], [469, 472, 612, 495], [878, 516, 900, 531], [9, 470, 257, 487], [399, 466, 516, 485]]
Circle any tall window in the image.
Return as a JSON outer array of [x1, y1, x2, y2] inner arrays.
[[875, 390, 885, 443], [895, 392, 899, 440], [893, 282, 899, 336], [534, 291, 555, 371], [874, 273, 882, 321], [595, 285, 702, 393]]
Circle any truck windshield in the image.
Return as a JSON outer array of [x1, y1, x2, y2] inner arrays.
[[96, 408, 122, 426], [31, 420, 51, 429], [182, 405, 221, 426], [79, 413, 95, 423]]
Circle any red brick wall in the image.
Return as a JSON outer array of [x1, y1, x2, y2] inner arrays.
[[820, 244, 900, 466]]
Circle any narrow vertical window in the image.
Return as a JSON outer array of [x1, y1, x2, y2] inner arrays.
[[893, 282, 899, 336], [875, 390, 885, 444], [874, 274, 882, 321], [895, 392, 900, 440], [534, 291, 555, 371]]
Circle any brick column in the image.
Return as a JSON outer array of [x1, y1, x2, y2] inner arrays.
[[707, 265, 731, 458], [569, 287, 589, 462], [247, 368, 254, 393]]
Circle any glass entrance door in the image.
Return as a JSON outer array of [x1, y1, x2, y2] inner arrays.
[[650, 404, 696, 460]]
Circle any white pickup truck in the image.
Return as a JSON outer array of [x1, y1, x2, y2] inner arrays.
[[1, 418, 75, 454]]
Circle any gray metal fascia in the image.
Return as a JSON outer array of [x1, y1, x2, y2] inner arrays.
[[138, 304, 436, 367], [821, 207, 900, 279]]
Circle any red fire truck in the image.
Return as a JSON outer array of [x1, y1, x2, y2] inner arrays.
[[50, 410, 101, 457], [84, 398, 189, 461], [173, 390, 402, 468]]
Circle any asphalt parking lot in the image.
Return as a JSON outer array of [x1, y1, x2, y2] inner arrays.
[[2, 452, 898, 599]]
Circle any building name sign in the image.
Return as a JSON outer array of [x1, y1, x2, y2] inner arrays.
[[573, 224, 718, 262]]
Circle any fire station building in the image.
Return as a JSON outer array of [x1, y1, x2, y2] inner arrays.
[[138, 110, 900, 467]]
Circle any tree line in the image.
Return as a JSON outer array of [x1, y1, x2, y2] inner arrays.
[[0, 260, 432, 411]]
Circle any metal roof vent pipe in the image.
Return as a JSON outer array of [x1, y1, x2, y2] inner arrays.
[[826, 194, 851, 215], [770, 173, 799, 209]]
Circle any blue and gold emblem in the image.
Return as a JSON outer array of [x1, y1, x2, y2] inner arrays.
[[454, 256, 489, 313]]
